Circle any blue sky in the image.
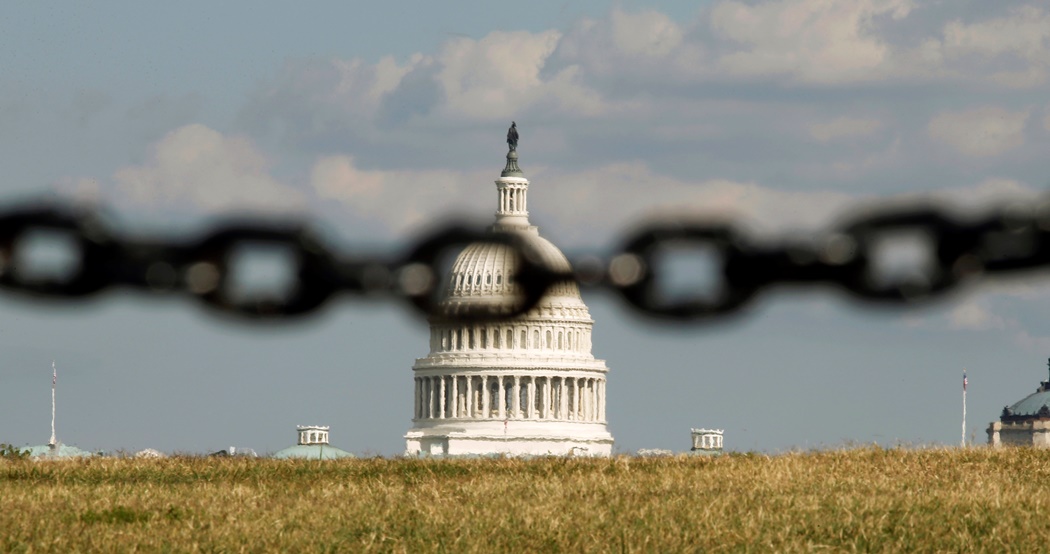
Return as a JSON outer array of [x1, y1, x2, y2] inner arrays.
[[3, 1, 1050, 455]]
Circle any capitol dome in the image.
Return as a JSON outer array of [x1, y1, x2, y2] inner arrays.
[[404, 132, 614, 457]]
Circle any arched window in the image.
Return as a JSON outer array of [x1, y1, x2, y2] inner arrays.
[[545, 330, 552, 349], [475, 274, 481, 286], [507, 329, 513, 349], [558, 331, 563, 350], [521, 330, 527, 349], [493, 329, 501, 348], [533, 330, 540, 349], [456, 330, 463, 350], [469, 329, 475, 349], [480, 328, 488, 349], [496, 273, 503, 285], [486, 273, 492, 285]]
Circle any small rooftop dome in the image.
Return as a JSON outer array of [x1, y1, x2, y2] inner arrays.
[[273, 425, 354, 460], [24, 443, 93, 460], [1000, 358, 1050, 421]]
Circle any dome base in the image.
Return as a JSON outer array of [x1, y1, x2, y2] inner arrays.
[[405, 427, 613, 457]]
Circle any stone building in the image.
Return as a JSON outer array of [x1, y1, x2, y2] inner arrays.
[[404, 132, 614, 457], [988, 359, 1050, 447]]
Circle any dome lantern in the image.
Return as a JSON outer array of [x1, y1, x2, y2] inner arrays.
[[493, 129, 530, 231]]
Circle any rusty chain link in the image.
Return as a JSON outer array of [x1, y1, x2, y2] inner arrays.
[[0, 198, 1048, 323]]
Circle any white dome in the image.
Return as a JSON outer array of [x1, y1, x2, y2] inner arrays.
[[441, 229, 584, 311]]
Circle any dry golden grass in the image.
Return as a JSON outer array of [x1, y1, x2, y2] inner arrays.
[[2, 447, 1048, 552]]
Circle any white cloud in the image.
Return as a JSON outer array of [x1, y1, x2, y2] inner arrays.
[[310, 155, 491, 235], [332, 54, 423, 112], [942, 7, 1050, 61], [927, 107, 1029, 157], [435, 30, 606, 120], [948, 300, 1006, 331], [709, 0, 914, 84], [609, 10, 684, 58], [918, 6, 1050, 88], [533, 163, 857, 241], [810, 117, 883, 142], [112, 124, 305, 214], [1014, 330, 1050, 354]]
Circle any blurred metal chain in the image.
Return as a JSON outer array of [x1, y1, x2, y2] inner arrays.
[[0, 199, 1048, 323]]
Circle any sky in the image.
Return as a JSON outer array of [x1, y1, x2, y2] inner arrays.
[[3, 0, 1050, 455]]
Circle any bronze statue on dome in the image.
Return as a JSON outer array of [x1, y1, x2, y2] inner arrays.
[[507, 121, 519, 152]]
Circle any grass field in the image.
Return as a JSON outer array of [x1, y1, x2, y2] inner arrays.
[[2, 447, 1048, 552]]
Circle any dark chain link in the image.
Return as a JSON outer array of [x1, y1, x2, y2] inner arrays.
[[0, 199, 1048, 323]]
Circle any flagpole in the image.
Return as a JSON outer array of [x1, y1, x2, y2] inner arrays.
[[49, 361, 57, 447], [961, 369, 967, 448]]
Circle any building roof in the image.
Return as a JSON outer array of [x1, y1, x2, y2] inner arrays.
[[272, 444, 354, 460], [999, 359, 1050, 420], [1003, 388, 1050, 419]]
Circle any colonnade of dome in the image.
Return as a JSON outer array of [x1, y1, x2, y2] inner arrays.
[[428, 322, 593, 354], [413, 374, 605, 422]]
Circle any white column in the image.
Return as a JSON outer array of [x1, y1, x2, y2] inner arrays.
[[598, 380, 605, 422], [536, 378, 544, 419], [451, 376, 459, 418], [497, 376, 506, 419], [579, 378, 586, 421], [414, 377, 420, 419], [425, 377, 433, 419], [596, 379, 602, 421], [438, 376, 446, 419], [482, 375, 490, 418], [543, 377, 552, 419], [584, 378, 591, 421], [591, 379, 598, 421], [527, 377, 536, 419], [589, 379, 596, 421], [512, 376, 520, 418], [572, 378, 580, 421], [559, 378, 568, 420], [537, 378, 544, 419], [464, 373, 472, 417], [419, 378, 425, 419]]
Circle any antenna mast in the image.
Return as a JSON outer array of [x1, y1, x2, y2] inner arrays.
[[49, 361, 57, 447], [961, 369, 967, 448]]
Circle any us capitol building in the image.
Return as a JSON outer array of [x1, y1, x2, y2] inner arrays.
[[404, 126, 614, 456]]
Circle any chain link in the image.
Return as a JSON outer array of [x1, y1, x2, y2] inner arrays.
[[0, 199, 1048, 323]]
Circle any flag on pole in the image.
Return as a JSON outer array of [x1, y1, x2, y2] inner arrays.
[[963, 371, 968, 391], [53, 362, 57, 386]]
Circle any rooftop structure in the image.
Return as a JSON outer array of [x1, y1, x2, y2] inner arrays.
[[273, 425, 354, 460], [691, 428, 724, 455], [24, 443, 93, 460], [405, 125, 614, 457], [988, 359, 1050, 447]]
